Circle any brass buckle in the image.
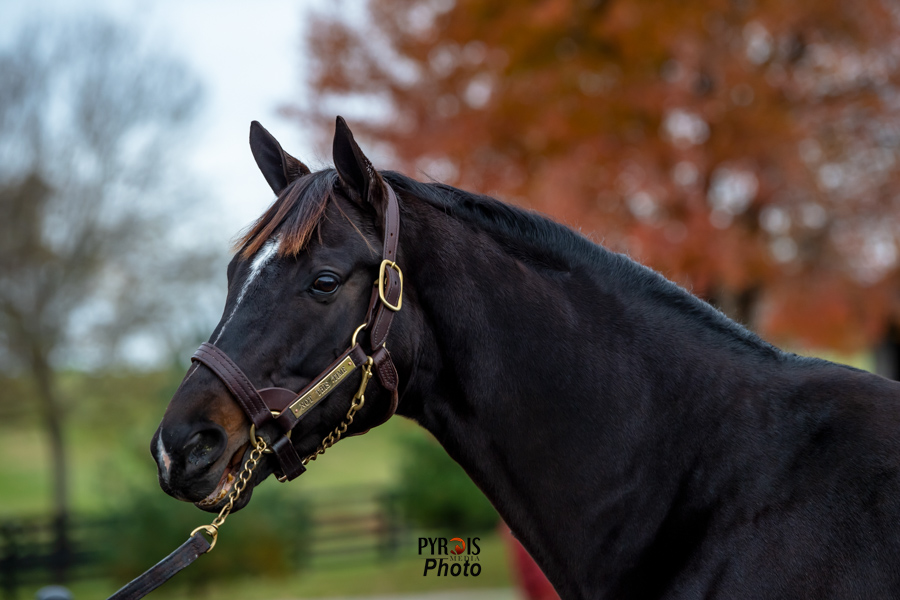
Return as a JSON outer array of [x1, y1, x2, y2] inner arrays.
[[249, 410, 291, 455], [378, 260, 403, 312]]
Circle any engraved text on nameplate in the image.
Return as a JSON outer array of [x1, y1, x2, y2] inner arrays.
[[289, 357, 357, 418]]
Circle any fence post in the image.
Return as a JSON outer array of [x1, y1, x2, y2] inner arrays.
[[0, 521, 20, 600], [51, 513, 70, 585], [379, 491, 401, 560]]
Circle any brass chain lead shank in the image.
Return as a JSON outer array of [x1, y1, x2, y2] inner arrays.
[[190, 436, 267, 551], [189, 356, 376, 551]]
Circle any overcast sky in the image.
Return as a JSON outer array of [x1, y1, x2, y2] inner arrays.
[[0, 0, 342, 248], [0, 0, 367, 365]]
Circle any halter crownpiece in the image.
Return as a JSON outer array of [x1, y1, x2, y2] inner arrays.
[[106, 182, 403, 600]]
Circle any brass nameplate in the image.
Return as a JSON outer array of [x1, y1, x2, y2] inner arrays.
[[289, 356, 357, 418]]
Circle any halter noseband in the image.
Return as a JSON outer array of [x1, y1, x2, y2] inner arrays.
[[189, 183, 403, 481]]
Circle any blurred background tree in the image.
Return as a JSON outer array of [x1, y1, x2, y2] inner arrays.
[[295, 0, 900, 360], [0, 17, 216, 530]]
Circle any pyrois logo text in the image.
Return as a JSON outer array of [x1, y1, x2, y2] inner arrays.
[[418, 536, 482, 577]]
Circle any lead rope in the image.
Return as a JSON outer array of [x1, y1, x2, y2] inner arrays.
[[105, 437, 268, 600]]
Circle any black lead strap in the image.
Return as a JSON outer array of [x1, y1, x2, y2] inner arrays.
[[106, 533, 210, 600]]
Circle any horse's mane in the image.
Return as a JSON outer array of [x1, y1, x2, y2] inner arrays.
[[236, 167, 809, 362], [382, 172, 789, 359]]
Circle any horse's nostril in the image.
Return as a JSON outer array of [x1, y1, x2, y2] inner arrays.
[[185, 431, 204, 449], [183, 426, 227, 475]]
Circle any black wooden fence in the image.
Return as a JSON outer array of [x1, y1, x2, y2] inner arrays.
[[303, 487, 407, 565], [0, 486, 409, 600], [0, 514, 110, 599]]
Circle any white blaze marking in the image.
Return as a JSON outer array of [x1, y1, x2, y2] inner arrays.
[[157, 433, 172, 483], [213, 236, 281, 344]]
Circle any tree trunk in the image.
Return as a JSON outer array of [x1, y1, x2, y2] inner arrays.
[[709, 286, 760, 330], [875, 325, 900, 381], [29, 346, 70, 582]]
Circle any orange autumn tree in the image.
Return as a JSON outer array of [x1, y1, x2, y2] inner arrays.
[[293, 0, 900, 351]]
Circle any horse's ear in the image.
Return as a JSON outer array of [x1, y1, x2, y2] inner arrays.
[[249, 121, 310, 195], [333, 116, 386, 210]]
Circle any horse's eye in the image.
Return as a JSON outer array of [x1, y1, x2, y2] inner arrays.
[[311, 273, 340, 295]]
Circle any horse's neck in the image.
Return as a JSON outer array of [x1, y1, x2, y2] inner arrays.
[[397, 205, 789, 597]]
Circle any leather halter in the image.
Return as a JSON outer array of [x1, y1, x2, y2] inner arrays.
[[190, 183, 403, 481], [107, 183, 404, 600]]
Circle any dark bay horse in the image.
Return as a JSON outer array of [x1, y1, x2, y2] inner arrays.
[[152, 117, 900, 599]]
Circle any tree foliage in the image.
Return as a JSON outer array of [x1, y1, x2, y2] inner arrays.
[[298, 0, 900, 350]]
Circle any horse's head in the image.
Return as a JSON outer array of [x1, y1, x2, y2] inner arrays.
[[151, 118, 409, 512]]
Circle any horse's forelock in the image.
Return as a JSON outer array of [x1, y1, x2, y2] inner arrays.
[[235, 170, 340, 259]]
